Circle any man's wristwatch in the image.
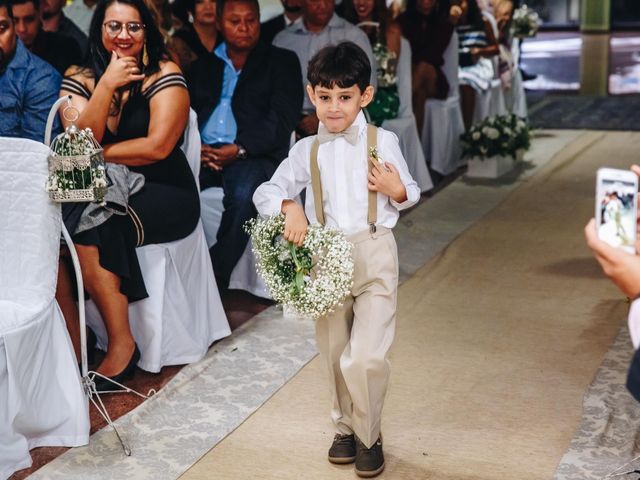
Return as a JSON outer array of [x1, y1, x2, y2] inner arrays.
[[236, 143, 247, 160]]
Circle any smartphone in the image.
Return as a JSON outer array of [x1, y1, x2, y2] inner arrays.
[[595, 167, 638, 254]]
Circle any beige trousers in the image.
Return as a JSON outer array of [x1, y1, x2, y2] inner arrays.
[[315, 227, 398, 449]]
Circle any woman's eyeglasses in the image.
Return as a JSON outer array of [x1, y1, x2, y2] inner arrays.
[[103, 21, 145, 37]]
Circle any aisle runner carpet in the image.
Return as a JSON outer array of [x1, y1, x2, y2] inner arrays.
[[33, 130, 584, 479], [554, 325, 640, 480], [183, 131, 639, 479]]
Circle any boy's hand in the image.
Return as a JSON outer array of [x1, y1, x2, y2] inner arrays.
[[281, 200, 308, 247], [368, 158, 407, 203]]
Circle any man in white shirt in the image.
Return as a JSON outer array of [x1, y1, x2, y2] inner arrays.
[[254, 42, 419, 478], [272, 0, 375, 138]]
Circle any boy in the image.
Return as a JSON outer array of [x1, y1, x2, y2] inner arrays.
[[253, 41, 419, 478]]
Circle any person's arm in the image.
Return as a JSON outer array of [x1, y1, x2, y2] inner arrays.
[[102, 62, 189, 166], [23, 66, 61, 142], [253, 141, 311, 247], [385, 22, 402, 58], [253, 138, 311, 218], [472, 18, 500, 59], [59, 52, 145, 143], [235, 49, 304, 158]]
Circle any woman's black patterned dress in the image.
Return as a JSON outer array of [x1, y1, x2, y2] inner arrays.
[[61, 73, 200, 301]]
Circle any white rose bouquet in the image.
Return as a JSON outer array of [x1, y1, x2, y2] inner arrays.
[[512, 4, 541, 38], [460, 114, 531, 160], [245, 214, 354, 319]]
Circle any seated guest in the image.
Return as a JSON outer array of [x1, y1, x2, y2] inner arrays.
[[0, 0, 60, 141], [273, 0, 375, 138], [456, 0, 499, 129], [11, 0, 83, 74], [42, 0, 88, 55], [188, 0, 303, 291], [260, 0, 301, 45], [63, 0, 95, 35], [342, 0, 401, 126], [58, 0, 200, 389], [171, 0, 219, 71], [397, 0, 458, 134]]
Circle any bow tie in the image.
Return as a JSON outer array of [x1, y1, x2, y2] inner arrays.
[[317, 125, 360, 145]]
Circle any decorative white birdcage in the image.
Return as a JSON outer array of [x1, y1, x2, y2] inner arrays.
[[45, 104, 107, 204]]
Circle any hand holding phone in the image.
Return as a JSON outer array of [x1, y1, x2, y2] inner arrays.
[[595, 167, 638, 254]]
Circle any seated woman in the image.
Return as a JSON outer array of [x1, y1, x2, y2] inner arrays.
[[342, 0, 401, 126], [456, 0, 499, 129], [58, 0, 200, 390], [171, 0, 219, 71], [397, 0, 457, 134]]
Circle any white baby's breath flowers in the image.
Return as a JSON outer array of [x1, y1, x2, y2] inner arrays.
[[245, 214, 354, 320]]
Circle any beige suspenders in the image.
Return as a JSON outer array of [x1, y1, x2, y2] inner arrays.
[[310, 124, 378, 233]]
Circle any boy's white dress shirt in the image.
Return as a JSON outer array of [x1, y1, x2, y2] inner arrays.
[[253, 111, 420, 236]]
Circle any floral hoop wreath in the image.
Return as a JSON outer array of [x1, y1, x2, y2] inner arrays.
[[245, 214, 354, 319]]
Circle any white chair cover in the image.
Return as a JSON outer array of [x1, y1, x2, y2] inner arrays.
[[505, 40, 528, 118], [477, 12, 507, 121], [421, 31, 466, 176], [86, 109, 231, 373], [0, 137, 89, 479], [199, 187, 271, 299], [381, 37, 433, 193]]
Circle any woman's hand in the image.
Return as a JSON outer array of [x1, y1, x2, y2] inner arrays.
[[282, 200, 308, 247], [368, 158, 407, 203], [101, 51, 145, 91], [585, 218, 640, 299]]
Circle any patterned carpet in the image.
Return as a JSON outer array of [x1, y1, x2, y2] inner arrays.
[[528, 94, 640, 131]]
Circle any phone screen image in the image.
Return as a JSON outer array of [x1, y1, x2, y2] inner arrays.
[[598, 178, 637, 250]]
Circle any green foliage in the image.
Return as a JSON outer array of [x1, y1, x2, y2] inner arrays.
[[245, 214, 354, 319]]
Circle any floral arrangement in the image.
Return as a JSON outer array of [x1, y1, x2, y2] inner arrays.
[[460, 114, 531, 160], [512, 4, 541, 38], [46, 125, 107, 203], [245, 214, 354, 319], [372, 42, 397, 88]]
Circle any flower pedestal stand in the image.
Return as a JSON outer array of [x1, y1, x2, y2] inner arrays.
[[466, 154, 515, 178]]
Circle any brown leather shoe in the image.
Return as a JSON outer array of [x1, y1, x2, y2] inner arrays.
[[328, 433, 356, 464], [355, 436, 385, 478]]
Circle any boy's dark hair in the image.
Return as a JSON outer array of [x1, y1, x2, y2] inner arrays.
[[0, 0, 14, 17], [307, 41, 371, 92], [216, 0, 260, 22]]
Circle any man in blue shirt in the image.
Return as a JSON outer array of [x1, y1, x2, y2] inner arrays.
[[188, 0, 303, 292], [0, 0, 61, 143]]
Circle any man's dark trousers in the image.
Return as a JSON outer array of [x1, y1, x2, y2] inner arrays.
[[200, 157, 277, 290]]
